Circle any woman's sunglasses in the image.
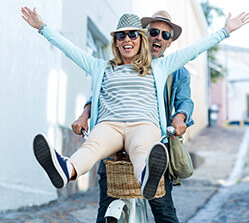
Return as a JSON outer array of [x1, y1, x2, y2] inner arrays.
[[115, 31, 139, 41], [149, 28, 171, 40]]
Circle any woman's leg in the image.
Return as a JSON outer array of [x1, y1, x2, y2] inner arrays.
[[124, 121, 169, 200], [124, 121, 161, 181], [33, 121, 124, 189], [70, 121, 124, 178]]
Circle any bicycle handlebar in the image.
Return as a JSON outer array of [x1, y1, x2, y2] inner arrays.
[[166, 126, 176, 136], [160, 126, 176, 142], [81, 128, 89, 138], [80, 126, 174, 140]]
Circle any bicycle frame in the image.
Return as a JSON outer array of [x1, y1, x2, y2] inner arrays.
[[105, 198, 148, 222]]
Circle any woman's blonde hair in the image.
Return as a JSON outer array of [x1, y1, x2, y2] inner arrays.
[[110, 31, 152, 76]]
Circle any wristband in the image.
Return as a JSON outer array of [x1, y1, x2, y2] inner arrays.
[[38, 24, 47, 35], [221, 27, 230, 38]]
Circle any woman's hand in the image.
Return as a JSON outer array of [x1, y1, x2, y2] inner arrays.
[[71, 103, 91, 136], [225, 12, 249, 33], [71, 115, 89, 137], [72, 115, 89, 135], [21, 7, 44, 29]]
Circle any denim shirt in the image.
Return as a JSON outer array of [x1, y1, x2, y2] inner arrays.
[[166, 67, 194, 127]]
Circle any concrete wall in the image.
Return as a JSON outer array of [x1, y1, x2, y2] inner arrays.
[[0, 0, 63, 211]]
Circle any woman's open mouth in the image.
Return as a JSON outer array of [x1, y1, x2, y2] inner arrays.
[[123, 45, 134, 52]]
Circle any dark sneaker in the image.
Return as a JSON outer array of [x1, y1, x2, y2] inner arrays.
[[141, 142, 169, 200], [33, 134, 71, 189]]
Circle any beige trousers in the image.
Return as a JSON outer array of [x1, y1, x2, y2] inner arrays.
[[70, 121, 161, 181]]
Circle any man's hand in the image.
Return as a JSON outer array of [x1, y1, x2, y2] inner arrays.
[[171, 113, 187, 136], [225, 12, 249, 33]]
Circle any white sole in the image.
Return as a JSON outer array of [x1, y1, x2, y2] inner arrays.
[[33, 134, 68, 189], [141, 142, 169, 200]]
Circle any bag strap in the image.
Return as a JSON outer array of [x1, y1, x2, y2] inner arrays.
[[166, 74, 182, 185], [166, 73, 173, 122]]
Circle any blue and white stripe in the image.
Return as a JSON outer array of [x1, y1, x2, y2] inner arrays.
[[97, 64, 160, 127]]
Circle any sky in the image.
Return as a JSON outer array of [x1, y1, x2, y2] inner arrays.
[[207, 0, 249, 49]]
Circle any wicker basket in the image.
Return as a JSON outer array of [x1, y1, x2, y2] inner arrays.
[[104, 158, 165, 199]]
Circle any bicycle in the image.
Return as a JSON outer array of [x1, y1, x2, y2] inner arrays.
[[103, 126, 176, 223]]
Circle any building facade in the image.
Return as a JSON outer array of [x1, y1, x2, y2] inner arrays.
[[210, 45, 249, 126]]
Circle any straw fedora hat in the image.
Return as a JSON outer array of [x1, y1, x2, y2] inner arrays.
[[110, 13, 147, 36], [141, 10, 182, 41]]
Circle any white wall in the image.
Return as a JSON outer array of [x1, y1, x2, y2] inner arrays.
[[216, 45, 249, 121], [0, 0, 64, 211], [228, 82, 249, 120]]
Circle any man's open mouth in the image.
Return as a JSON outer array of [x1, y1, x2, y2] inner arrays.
[[153, 42, 162, 49], [152, 42, 162, 48]]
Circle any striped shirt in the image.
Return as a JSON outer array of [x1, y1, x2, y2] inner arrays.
[[97, 64, 160, 128]]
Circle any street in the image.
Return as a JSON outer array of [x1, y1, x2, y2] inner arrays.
[[0, 127, 248, 223]]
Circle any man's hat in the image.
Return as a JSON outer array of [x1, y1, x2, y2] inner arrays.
[[110, 13, 147, 36], [141, 10, 182, 41]]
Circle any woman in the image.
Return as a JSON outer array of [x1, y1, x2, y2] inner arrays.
[[21, 6, 248, 200]]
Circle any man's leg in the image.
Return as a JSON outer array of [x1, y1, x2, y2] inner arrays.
[[96, 160, 117, 223], [148, 171, 179, 223]]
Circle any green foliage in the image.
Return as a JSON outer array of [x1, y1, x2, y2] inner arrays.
[[201, 1, 226, 83], [201, 1, 225, 26]]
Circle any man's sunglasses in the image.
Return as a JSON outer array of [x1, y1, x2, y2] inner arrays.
[[115, 31, 139, 41], [149, 28, 171, 40]]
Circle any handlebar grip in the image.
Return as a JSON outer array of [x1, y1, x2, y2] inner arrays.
[[166, 126, 176, 136], [81, 128, 89, 138]]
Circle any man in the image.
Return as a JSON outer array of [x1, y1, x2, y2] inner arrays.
[[72, 10, 194, 223]]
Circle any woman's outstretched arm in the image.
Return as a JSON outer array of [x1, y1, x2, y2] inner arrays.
[[21, 6, 106, 76]]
